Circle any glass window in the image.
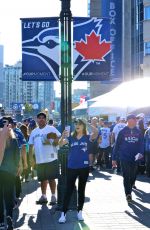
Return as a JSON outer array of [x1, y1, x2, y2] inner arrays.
[[144, 42, 150, 55], [144, 6, 150, 20]]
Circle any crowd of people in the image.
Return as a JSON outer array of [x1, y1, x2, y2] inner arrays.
[[0, 112, 149, 228]]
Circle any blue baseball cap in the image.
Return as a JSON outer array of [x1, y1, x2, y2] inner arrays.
[[127, 114, 136, 121]]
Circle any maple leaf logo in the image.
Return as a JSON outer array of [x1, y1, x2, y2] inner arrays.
[[75, 31, 111, 61]]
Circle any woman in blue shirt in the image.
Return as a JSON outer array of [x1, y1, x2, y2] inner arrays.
[[58, 119, 98, 223]]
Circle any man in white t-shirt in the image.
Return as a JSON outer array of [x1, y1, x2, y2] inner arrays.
[[29, 112, 61, 205]]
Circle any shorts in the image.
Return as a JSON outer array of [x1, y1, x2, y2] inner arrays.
[[37, 160, 59, 182]]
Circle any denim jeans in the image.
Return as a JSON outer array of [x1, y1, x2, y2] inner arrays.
[[121, 161, 138, 196], [0, 171, 15, 223]]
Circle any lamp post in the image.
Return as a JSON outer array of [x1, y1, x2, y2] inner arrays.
[[60, 0, 72, 131]]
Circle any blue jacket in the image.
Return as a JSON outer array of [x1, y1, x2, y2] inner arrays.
[[0, 139, 20, 176], [144, 128, 150, 152], [112, 126, 144, 162]]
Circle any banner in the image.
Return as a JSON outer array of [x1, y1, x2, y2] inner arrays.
[[21, 17, 111, 81], [102, 0, 123, 82], [21, 17, 59, 81], [12, 102, 41, 111], [73, 17, 111, 81]]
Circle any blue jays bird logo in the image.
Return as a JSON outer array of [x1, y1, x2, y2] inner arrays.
[[22, 17, 111, 81]]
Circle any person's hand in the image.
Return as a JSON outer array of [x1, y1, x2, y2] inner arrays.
[[62, 130, 69, 139], [47, 133, 57, 139], [17, 165, 22, 176], [112, 160, 117, 168], [23, 162, 28, 170]]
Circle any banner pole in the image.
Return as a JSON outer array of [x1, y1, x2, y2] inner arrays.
[[60, 0, 72, 131]]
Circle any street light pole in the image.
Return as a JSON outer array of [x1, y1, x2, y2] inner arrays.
[[60, 0, 72, 131]]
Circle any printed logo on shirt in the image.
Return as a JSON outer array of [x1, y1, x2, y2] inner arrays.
[[124, 136, 139, 143]]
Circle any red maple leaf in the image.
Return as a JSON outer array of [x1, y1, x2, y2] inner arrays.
[[75, 31, 111, 61]]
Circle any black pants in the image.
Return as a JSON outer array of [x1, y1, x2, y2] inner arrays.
[[97, 147, 110, 168], [62, 167, 89, 213], [0, 171, 15, 223], [15, 176, 22, 198], [121, 161, 138, 196]]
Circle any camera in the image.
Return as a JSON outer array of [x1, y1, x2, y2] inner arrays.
[[0, 119, 8, 128]]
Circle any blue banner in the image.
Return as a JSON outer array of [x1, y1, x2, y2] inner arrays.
[[12, 102, 41, 111], [102, 0, 122, 82], [21, 17, 59, 81], [73, 17, 111, 81], [21, 17, 111, 81]]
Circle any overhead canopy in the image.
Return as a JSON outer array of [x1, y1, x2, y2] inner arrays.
[[88, 77, 150, 117]]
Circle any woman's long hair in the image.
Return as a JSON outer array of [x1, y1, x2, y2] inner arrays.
[[20, 124, 29, 141]]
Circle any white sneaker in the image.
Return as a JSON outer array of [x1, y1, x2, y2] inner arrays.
[[58, 212, 66, 224], [77, 210, 84, 221]]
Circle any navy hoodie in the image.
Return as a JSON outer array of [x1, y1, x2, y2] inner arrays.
[[113, 126, 144, 162]]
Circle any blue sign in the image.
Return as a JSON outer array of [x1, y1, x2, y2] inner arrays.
[[21, 17, 59, 81], [102, 0, 122, 82], [12, 103, 41, 110], [73, 17, 111, 81], [21, 17, 111, 81]]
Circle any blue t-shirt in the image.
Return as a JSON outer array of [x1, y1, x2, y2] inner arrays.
[[14, 128, 26, 148], [68, 135, 91, 169]]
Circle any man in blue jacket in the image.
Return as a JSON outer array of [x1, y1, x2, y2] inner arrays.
[[112, 114, 144, 203]]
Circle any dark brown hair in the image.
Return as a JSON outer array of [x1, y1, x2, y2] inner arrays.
[[20, 124, 29, 141]]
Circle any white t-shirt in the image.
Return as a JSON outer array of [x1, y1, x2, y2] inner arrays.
[[99, 127, 111, 148], [28, 125, 61, 164], [113, 123, 126, 141]]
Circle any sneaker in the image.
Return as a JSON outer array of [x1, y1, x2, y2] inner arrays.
[[77, 210, 84, 221], [58, 212, 66, 224], [0, 223, 5, 230], [126, 194, 132, 203], [6, 216, 14, 230], [36, 196, 48, 205], [49, 195, 57, 205]]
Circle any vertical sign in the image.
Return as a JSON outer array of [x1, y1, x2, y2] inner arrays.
[[102, 0, 122, 82]]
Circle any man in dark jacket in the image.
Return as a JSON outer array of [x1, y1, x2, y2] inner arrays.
[[112, 114, 144, 203]]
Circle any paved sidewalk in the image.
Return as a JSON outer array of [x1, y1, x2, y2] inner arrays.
[[13, 170, 150, 230]]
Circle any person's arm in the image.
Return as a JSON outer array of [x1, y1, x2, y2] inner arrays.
[[112, 131, 122, 167], [59, 130, 69, 147], [89, 125, 99, 141], [29, 144, 35, 168], [21, 145, 28, 169], [0, 122, 9, 165]]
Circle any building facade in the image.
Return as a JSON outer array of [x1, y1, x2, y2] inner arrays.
[[89, 0, 144, 98], [0, 45, 4, 105], [143, 0, 150, 76], [3, 61, 54, 112]]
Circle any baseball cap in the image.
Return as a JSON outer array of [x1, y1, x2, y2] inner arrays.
[[37, 112, 46, 119], [74, 119, 86, 126], [127, 114, 136, 121]]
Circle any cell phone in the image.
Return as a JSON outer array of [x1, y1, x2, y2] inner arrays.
[[65, 125, 71, 137]]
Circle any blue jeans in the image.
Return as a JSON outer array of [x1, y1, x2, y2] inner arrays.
[[121, 161, 138, 196]]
